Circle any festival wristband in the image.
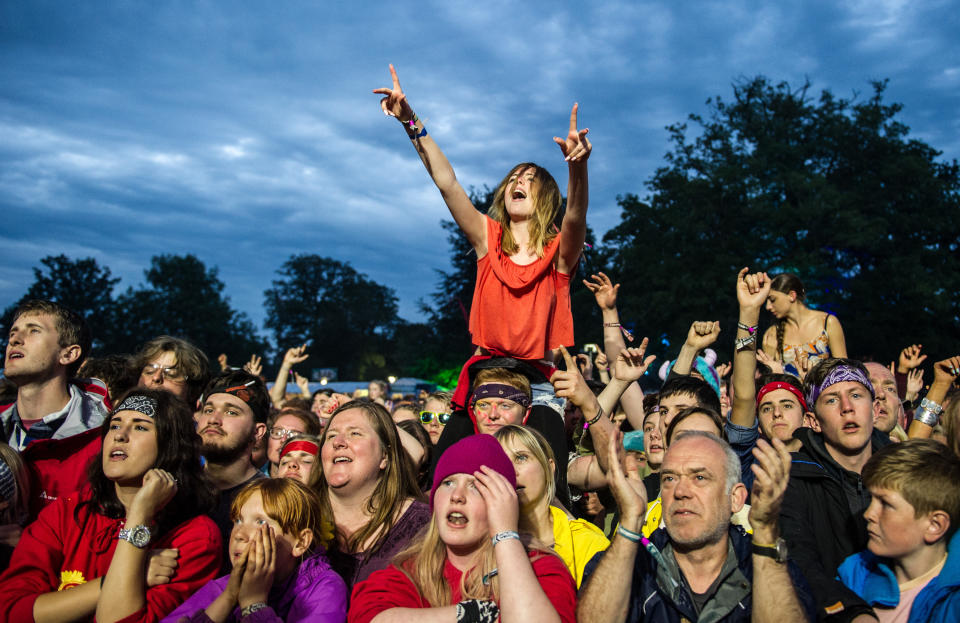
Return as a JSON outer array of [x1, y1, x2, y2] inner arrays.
[[491, 530, 520, 547], [618, 525, 642, 543]]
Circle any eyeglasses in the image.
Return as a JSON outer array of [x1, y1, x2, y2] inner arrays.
[[419, 411, 451, 424], [140, 363, 187, 381], [473, 400, 521, 415], [269, 427, 302, 440]]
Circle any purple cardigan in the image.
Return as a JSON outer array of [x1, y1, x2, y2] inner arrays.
[[161, 550, 347, 623]]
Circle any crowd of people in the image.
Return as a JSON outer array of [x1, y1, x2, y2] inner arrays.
[[1, 64, 959, 623]]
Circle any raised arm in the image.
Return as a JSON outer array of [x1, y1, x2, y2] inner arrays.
[[555, 104, 591, 273], [374, 64, 486, 253], [731, 268, 771, 428], [672, 321, 720, 376], [270, 345, 309, 407], [96, 469, 178, 623], [583, 272, 630, 362], [908, 356, 960, 439], [577, 429, 646, 623], [748, 438, 812, 623]]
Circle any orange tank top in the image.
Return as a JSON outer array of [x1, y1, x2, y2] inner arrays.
[[469, 217, 574, 360]]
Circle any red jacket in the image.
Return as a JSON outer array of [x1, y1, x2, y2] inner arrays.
[[0, 492, 222, 623], [348, 550, 576, 623], [22, 427, 102, 520]]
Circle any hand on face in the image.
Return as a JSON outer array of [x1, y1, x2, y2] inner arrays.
[[473, 465, 519, 537], [238, 525, 276, 607]]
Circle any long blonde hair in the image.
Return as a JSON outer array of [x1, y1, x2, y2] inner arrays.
[[393, 519, 500, 606], [493, 425, 556, 512], [488, 163, 563, 258]]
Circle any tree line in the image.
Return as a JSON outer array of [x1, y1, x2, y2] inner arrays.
[[4, 77, 958, 382]]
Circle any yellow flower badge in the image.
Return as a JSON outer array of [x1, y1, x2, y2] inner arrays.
[[58, 570, 87, 591]]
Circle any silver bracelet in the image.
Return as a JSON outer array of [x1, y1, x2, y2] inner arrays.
[[920, 397, 943, 415], [914, 407, 940, 427], [735, 334, 757, 352]]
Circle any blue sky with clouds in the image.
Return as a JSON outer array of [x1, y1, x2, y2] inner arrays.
[[2, 1, 958, 339]]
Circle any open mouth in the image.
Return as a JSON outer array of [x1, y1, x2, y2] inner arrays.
[[8, 352, 24, 360], [333, 457, 351, 464], [447, 511, 468, 526], [109, 449, 127, 461], [511, 189, 527, 200]]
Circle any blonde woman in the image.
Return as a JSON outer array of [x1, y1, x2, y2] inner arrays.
[[493, 425, 608, 587], [348, 434, 575, 623]]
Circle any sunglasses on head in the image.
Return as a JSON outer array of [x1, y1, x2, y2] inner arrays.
[[419, 411, 451, 424]]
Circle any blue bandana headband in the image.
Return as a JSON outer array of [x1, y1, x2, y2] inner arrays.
[[115, 394, 159, 418], [805, 365, 875, 407]]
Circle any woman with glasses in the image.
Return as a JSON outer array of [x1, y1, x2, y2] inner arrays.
[[318, 400, 429, 590], [134, 336, 210, 407], [418, 391, 453, 445], [264, 409, 320, 477]]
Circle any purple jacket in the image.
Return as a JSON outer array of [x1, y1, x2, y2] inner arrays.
[[161, 550, 347, 623]]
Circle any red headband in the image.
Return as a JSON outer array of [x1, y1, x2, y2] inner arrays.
[[756, 381, 808, 413], [280, 440, 319, 459]]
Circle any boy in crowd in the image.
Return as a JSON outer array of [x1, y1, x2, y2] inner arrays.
[[838, 440, 960, 621]]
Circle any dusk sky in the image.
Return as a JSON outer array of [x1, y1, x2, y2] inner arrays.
[[2, 1, 958, 342]]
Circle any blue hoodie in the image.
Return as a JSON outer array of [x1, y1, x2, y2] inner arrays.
[[837, 529, 960, 623]]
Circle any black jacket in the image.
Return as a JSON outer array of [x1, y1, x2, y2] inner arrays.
[[779, 427, 891, 622]]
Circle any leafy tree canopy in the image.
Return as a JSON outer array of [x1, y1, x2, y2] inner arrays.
[[604, 77, 959, 363], [263, 254, 399, 380]]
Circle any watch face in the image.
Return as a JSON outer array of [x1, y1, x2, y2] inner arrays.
[[125, 524, 152, 548]]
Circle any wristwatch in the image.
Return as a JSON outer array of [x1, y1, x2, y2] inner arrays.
[[117, 524, 153, 549], [751, 537, 787, 563]]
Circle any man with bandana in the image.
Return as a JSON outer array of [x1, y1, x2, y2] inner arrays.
[[194, 370, 269, 571], [779, 358, 892, 622]]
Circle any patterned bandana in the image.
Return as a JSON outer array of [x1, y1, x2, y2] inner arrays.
[[469, 383, 531, 409], [805, 365, 875, 408], [115, 394, 158, 418], [757, 381, 808, 413]]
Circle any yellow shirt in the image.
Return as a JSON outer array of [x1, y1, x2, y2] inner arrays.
[[550, 505, 610, 588]]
